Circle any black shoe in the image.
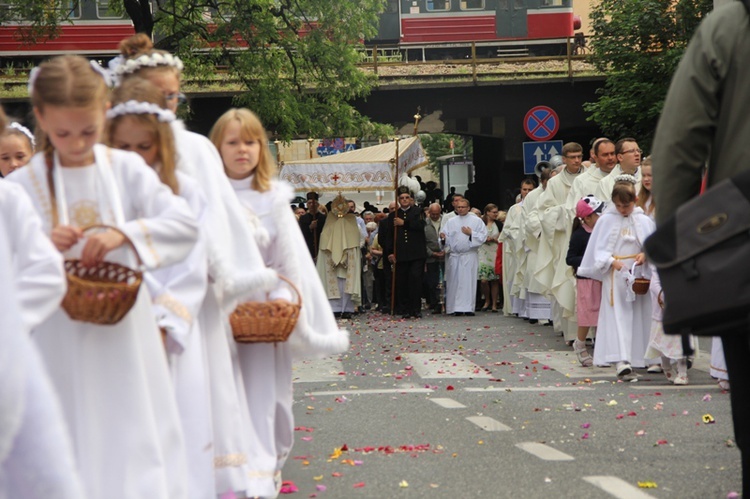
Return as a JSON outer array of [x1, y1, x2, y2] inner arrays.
[[465, 312, 475, 316], [341, 312, 352, 319], [529, 319, 538, 324], [413, 312, 422, 319], [333, 312, 342, 318], [401, 313, 412, 319], [452, 312, 464, 316]]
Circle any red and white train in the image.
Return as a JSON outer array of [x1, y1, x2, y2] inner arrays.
[[0, 0, 580, 61]]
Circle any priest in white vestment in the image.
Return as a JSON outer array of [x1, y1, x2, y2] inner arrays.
[[521, 171, 553, 322], [596, 138, 643, 202], [441, 198, 487, 315]]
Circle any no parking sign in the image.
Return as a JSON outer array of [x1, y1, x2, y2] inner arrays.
[[524, 106, 559, 141]]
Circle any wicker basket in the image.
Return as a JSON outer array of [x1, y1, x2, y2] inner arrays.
[[61, 224, 143, 325], [630, 262, 650, 295], [230, 275, 302, 343]]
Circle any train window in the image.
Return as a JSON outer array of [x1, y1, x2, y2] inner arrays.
[[541, 0, 564, 5], [425, 0, 451, 12], [96, 0, 124, 19], [460, 0, 484, 10], [63, 1, 81, 19]]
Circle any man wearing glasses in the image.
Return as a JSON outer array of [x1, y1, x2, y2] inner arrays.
[[596, 138, 643, 201]]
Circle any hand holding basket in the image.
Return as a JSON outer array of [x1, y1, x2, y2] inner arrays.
[[62, 224, 143, 325], [630, 262, 650, 295], [230, 275, 302, 343]]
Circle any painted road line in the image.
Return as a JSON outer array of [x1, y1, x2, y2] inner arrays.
[[292, 358, 345, 383], [405, 353, 491, 379], [518, 351, 613, 378], [583, 476, 656, 499], [631, 384, 717, 391], [430, 398, 467, 409], [466, 416, 512, 431], [515, 442, 574, 461], [304, 388, 433, 396], [464, 386, 594, 392]]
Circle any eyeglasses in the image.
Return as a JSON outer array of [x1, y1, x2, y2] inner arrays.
[[621, 148, 643, 155], [165, 92, 187, 105]]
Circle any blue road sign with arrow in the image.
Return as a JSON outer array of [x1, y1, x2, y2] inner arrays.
[[522, 140, 563, 175]]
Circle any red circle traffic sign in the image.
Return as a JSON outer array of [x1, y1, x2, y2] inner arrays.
[[524, 106, 559, 141]]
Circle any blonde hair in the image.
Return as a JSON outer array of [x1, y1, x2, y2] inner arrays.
[[118, 33, 181, 82], [106, 77, 179, 195], [636, 156, 654, 215], [209, 108, 274, 192], [30, 55, 109, 165]]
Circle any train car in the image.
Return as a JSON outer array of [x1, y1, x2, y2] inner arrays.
[[0, 0, 134, 60], [372, 0, 581, 59]]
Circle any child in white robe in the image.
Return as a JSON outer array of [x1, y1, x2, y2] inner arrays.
[[11, 55, 198, 499], [578, 175, 655, 380], [106, 78, 216, 499], [210, 108, 349, 498], [711, 339, 730, 391], [111, 34, 278, 496], [0, 121, 34, 177], [0, 179, 85, 499]]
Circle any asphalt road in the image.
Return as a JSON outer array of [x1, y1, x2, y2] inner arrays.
[[285, 310, 740, 498]]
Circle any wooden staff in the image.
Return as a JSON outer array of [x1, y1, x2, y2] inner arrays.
[[390, 138, 400, 315]]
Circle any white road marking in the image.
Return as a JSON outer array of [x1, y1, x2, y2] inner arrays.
[[464, 386, 594, 392], [518, 351, 614, 378], [405, 353, 491, 379], [292, 358, 345, 383], [630, 384, 717, 391], [518, 350, 712, 378], [304, 388, 433, 396], [583, 476, 657, 498], [430, 398, 467, 409], [515, 442, 574, 461], [466, 416, 512, 431]]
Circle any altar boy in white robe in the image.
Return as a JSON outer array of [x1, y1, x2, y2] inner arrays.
[[441, 197, 487, 315]]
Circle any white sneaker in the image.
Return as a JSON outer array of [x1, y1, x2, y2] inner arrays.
[[673, 373, 688, 385], [647, 364, 663, 373], [616, 361, 633, 377]]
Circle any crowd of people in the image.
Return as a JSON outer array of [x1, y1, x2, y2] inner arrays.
[[295, 138, 729, 393]]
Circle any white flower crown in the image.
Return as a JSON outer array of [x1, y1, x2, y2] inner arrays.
[[7, 122, 35, 150], [109, 53, 184, 87], [613, 173, 637, 185], [106, 100, 176, 123]]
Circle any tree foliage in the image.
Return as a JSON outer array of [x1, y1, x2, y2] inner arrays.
[[584, 0, 712, 152], [419, 134, 472, 177], [2, 0, 393, 141]]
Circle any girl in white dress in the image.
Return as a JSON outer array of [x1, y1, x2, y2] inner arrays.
[[210, 108, 349, 498], [10, 55, 197, 499], [0, 176, 84, 499], [111, 34, 277, 496], [0, 121, 34, 177], [578, 175, 655, 380], [105, 77, 215, 499]]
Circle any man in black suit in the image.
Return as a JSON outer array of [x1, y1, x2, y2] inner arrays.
[[383, 186, 427, 318], [298, 191, 326, 261]]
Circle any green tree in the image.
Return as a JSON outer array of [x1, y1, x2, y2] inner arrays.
[[3, 0, 392, 141], [420, 133, 472, 177], [584, 0, 712, 152]]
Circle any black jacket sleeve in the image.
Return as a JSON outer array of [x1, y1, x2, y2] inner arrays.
[[566, 227, 589, 273]]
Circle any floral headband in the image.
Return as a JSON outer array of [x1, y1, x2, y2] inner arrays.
[[108, 53, 184, 87], [6, 122, 35, 150], [613, 173, 637, 185], [106, 100, 176, 123]]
